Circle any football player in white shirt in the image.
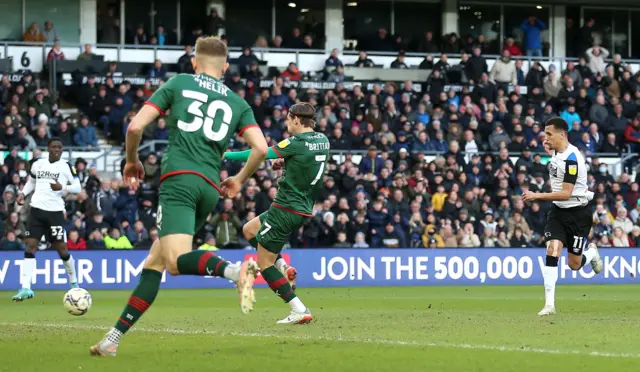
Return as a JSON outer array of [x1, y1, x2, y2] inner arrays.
[[12, 138, 82, 301], [523, 118, 603, 316]]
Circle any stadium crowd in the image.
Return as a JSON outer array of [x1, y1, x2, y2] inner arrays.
[[2, 20, 640, 249]]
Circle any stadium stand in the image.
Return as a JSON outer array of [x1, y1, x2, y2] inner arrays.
[[0, 7, 640, 251]]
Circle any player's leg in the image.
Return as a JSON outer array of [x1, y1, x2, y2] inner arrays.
[[244, 213, 297, 289], [13, 208, 46, 301], [539, 238, 562, 316], [90, 239, 166, 356], [539, 206, 566, 316], [255, 208, 311, 324], [50, 212, 78, 288], [12, 237, 39, 301], [566, 206, 603, 274], [160, 174, 258, 312], [52, 241, 78, 288]]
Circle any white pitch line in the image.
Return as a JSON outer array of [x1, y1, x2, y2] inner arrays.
[[1, 321, 639, 359]]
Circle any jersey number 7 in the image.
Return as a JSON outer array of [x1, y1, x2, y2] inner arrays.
[[310, 155, 327, 185], [178, 89, 232, 141]]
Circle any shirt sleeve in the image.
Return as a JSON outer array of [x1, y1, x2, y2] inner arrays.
[[237, 106, 259, 136], [28, 158, 38, 178], [145, 76, 178, 115], [271, 137, 300, 160], [563, 159, 578, 184]]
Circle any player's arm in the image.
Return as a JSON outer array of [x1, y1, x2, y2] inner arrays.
[[19, 159, 38, 200], [224, 147, 281, 161], [64, 162, 82, 194], [233, 126, 268, 183], [125, 104, 161, 163], [20, 176, 36, 196], [126, 72, 174, 163], [524, 160, 577, 201]]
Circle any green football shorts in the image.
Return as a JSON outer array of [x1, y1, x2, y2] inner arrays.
[[256, 206, 306, 253], [157, 173, 220, 237]]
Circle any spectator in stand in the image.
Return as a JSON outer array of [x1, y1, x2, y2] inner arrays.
[[178, 45, 195, 73], [104, 227, 133, 249], [605, 103, 629, 141], [466, 47, 487, 83], [205, 8, 224, 36], [503, 38, 522, 56], [155, 25, 169, 46], [280, 62, 302, 81], [585, 45, 609, 74], [354, 50, 375, 68], [589, 94, 609, 127], [520, 16, 546, 57], [23, 22, 46, 42], [327, 65, 345, 83], [613, 207, 634, 235], [43, 20, 58, 42], [325, 48, 343, 69], [148, 59, 167, 78], [237, 46, 259, 68], [46, 41, 65, 62], [74, 115, 98, 148], [77, 44, 98, 61], [270, 35, 283, 48], [560, 104, 581, 130], [303, 35, 314, 49], [132, 25, 148, 44], [458, 223, 480, 247], [390, 51, 408, 69], [418, 31, 439, 53], [624, 116, 640, 160], [67, 229, 87, 250], [612, 227, 630, 247], [284, 27, 305, 49], [489, 50, 516, 91], [0, 231, 23, 250]]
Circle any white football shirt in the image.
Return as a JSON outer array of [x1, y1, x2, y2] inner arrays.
[[547, 143, 592, 208], [28, 158, 79, 212]]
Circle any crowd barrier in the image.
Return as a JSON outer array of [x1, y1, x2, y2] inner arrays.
[[1, 248, 639, 290]]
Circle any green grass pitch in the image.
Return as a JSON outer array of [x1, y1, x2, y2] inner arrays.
[[1, 285, 640, 371]]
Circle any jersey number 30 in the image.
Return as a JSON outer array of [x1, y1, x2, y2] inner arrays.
[[178, 89, 232, 141]]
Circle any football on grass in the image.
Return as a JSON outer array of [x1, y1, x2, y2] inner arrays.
[[63, 288, 92, 316]]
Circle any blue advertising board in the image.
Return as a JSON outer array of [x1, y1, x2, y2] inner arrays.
[[0, 248, 638, 290]]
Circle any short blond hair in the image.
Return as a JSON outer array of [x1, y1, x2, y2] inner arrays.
[[195, 36, 227, 66]]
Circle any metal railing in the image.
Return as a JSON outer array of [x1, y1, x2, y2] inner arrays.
[[109, 140, 630, 176], [5, 40, 640, 73]]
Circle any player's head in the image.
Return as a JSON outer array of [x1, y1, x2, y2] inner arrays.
[[286, 103, 316, 134], [47, 137, 64, 161], [192, 36, 229, 77], [543, 117, 568, 151]]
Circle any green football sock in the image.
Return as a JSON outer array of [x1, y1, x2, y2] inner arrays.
[[114, 269, 162, 334], [261, 266, 296, 303], [176, 250, 229, 277]]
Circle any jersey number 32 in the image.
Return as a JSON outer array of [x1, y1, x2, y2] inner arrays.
[[178, 89, 232, 141]]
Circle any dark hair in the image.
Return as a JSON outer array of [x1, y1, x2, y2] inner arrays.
[[289, 102, 316, 128], [48, 137, 63, 146], [544, 117, 568, 133]]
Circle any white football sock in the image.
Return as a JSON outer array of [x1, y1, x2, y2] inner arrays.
[[582, 249, 596, 267], [21, 258, 35, 290], [274, 257, 287, 272], [542, 265, 558, 307], [224, 264, 240, 282], [288, 297, 306, 313], [62, 255, 78, 285]]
